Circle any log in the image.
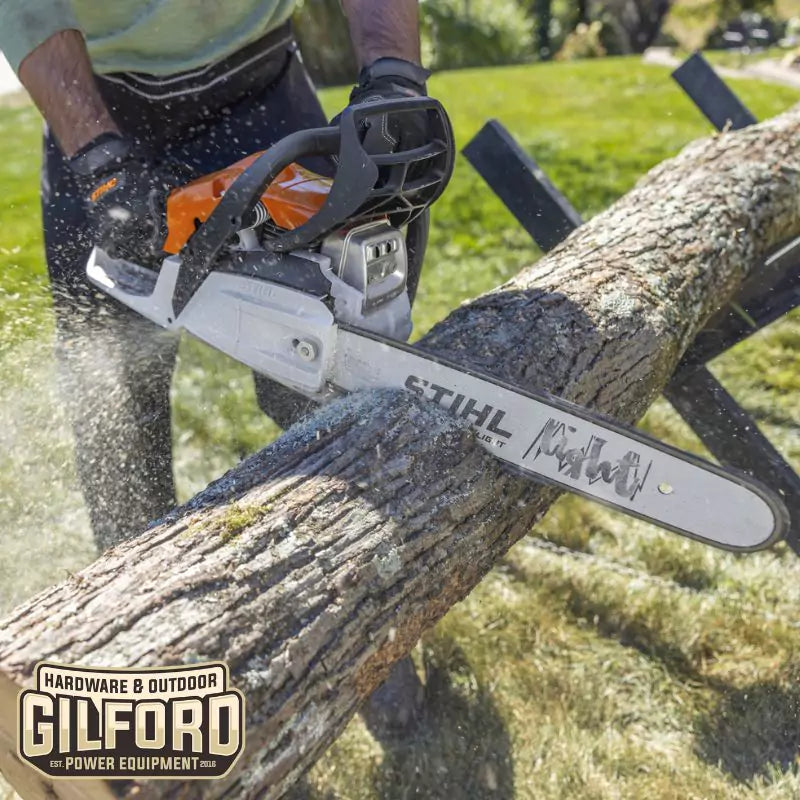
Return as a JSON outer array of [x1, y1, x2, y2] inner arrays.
[[2, 106, 800, 800]]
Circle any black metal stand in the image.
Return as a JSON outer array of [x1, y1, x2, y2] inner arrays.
[[671, 52, 757, 130], [462, 122, 582, 252], [462, 52, 799, 550]]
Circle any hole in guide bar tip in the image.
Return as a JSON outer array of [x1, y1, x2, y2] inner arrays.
[[658, 483, 674, 496]]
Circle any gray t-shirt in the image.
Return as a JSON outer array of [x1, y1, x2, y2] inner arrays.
[[0, 0, 297, 75]]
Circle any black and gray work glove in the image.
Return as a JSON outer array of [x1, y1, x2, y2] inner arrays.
[[344, 57, 433, 154], [68, 134, 193, 266]]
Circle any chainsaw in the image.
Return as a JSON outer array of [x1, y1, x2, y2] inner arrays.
[[86, 98, 789, 552]]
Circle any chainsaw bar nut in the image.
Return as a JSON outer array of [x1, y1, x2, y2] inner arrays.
[[294, 339, 318, 362]]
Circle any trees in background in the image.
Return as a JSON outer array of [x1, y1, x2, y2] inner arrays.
[[719, 0, 776, 14], [292, 0, 537, 84], [420, 0, 535, 70], [292, 0, 358, 87], [595, 0, 674, 53], [422, 0, 677, 62], [291, 0, 783, 83], [534, 0, 555, 60], [664, 0, 783, 51]]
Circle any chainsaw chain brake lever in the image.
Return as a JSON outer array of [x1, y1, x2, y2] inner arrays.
[[170, 97, 454, 317]]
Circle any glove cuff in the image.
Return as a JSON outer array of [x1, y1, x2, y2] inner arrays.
[[67, 133, 132, 178], [357, 58, 431, 93]]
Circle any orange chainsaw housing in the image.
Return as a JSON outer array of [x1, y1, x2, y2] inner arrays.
[[163, 154, 333, 255]]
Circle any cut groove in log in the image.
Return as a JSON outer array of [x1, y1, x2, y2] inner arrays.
[[2, 106, 800, 799]]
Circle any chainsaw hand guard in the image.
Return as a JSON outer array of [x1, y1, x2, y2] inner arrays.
[[171, 97, 454, 316]]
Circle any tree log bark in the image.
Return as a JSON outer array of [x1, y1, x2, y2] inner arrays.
[[2, 107, 800, 800]]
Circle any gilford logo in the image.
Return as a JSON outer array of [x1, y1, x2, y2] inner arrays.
[[18, 662, 244, 780], [524, 418, 652, 500]]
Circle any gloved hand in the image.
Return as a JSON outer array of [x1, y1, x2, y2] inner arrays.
[[343, 57, 433, 154], [68, 134, 193, 266]]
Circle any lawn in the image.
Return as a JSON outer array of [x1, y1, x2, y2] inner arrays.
[[698, 46, 790, 70], [1, 57, 799, 799]]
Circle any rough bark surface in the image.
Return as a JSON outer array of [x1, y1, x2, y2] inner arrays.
[[2, 108, 800, 800]]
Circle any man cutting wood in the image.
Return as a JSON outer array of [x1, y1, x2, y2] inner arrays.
[[0, 0, 441, 735]]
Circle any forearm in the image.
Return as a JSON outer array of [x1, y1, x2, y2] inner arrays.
[[340, 0, 421, 68], [18, 30, 119, 157]]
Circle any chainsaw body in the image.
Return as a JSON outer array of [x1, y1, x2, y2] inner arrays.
[[90, 98, 454, 396], [162, 160, 333, 255], [89, 218, 413, 397]]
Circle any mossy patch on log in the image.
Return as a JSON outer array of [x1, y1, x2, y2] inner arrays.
[[219, 503, 274, 543]]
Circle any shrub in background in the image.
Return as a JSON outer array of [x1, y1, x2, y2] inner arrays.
[[420, 0, 536, 70], [705, 9, 784, 48], [556, 20, 608, 58], [663, 0, 785, 51]]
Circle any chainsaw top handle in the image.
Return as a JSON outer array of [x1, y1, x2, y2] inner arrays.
[[171, 97, 454, 316]]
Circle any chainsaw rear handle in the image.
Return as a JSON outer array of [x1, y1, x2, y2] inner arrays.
[[171, 97, 454, 316]]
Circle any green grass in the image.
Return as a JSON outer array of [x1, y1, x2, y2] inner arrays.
[[1, 58, 799, 799], [698, 46, 790, 70]]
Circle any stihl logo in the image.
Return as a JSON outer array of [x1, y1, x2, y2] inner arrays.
[[524, 418, 652, 500], [90, 176, 118, 203], [404, 375, 512, 448]]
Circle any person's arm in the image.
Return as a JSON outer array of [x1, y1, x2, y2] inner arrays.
[[16, 29, 185, 266], [339, 0, 421, 68], [18, 30, 119, 157]]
